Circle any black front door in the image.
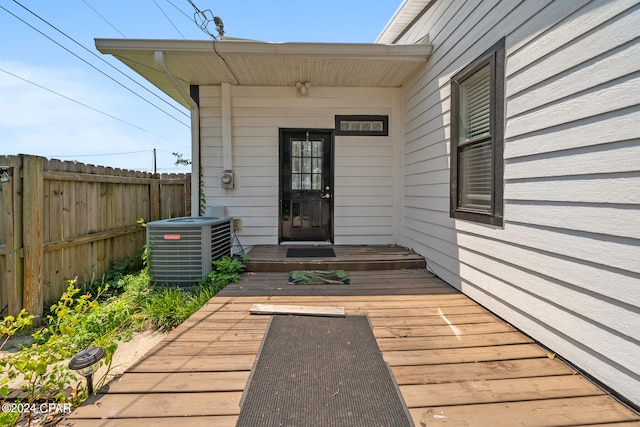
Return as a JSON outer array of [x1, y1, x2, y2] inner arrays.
[[280, 129, 333, 242]]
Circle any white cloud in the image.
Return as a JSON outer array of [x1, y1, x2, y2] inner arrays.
[[0, 60, 191, 172]]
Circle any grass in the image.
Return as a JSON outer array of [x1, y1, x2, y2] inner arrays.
[[142, 255, 246, 331]]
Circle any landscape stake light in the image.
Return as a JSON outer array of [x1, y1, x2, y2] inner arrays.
[[68, 346, 105, 395]]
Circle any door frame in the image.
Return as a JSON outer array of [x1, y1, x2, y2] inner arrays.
[[278, 128, 335, 243]]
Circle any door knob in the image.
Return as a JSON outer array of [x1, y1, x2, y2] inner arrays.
[[323, 194, 331, 199]]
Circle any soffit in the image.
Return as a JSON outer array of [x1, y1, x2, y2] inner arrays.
[[95, 38, 431, 108]]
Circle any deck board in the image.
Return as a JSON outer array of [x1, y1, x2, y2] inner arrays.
[[68, 391, 242, 418], [62, 248, 639, 426], [392, 358, 577, 384], [400, 375, 606, 407], [104, 372, 249, 393], [409, 396, 640, 427]]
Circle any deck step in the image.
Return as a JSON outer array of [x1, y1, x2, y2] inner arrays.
[[244, 245, 426, 272]]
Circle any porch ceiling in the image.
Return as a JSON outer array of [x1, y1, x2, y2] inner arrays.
[[95, 38, 432, 108]]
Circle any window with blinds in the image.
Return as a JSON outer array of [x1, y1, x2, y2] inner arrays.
[[450, 39, 505, 226], [459, 65, 492, 212]]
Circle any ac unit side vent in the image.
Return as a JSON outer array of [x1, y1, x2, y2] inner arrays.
[[146, 217, 233, 285]]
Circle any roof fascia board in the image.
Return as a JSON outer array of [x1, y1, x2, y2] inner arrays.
[[376, 0, 438, 44], [95, 38, 431, 61]]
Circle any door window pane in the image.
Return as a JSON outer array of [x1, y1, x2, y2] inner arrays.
[[291, 138, 323, 190], [292, 174, 301, 190]]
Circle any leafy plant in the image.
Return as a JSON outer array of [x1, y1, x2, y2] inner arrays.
[[172, 152, 192, 166], [79, 251, 144, 299], [0, 310, 34, 352], [2, 280, 118, 425], [209, 255, 247, 285], [1, 309, 35, 405]]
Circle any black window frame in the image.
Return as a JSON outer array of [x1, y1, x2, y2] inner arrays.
[[450, 38, 505, 226]]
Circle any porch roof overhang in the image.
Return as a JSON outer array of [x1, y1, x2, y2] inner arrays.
[[95, 38, 432, 108]]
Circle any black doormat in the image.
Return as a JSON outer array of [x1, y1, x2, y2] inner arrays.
[[237, 315, 413, 427], [287, 247, 336, 258]]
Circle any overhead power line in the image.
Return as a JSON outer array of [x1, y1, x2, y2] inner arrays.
[[47, 150, 151, 158], [152, 0, 185, 39], [187, 0, 224, 39], [81, 0, 126, 38], [165, 0, 193, 22], [0, 67, 149, 133], [3, 1, 189, 127]]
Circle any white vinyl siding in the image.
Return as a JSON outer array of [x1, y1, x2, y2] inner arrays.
[[199, 86, 399, 246], [395, 0, 640, 406]]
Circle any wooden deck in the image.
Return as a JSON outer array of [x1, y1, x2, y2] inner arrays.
[[63, 251, 640, 426]]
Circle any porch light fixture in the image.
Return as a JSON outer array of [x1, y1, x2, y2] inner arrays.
[[296, 81, 310, 96], [68, 346, 105, 395]]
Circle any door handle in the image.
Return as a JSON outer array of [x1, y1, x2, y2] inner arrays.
[[322, 194, 331, 199]]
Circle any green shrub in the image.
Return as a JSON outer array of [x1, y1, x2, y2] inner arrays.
[[79, 251, 144, 299], [209, 255, 247, 285]]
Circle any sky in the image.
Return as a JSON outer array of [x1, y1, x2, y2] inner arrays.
[[0, 0, 402, 173]]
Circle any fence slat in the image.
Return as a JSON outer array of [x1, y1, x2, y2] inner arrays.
[[2, 165, 20, 314], [22, 155, 44, 318]]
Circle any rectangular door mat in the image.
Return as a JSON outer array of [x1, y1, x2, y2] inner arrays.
[[237, 315, 413, 427], [286, 247, 336, 258]]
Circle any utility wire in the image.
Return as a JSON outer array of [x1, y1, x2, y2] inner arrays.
[[165, 0, 193, 22], [152, 0, 185, 39], [4, 1, 189, 126], [186, 0, 217, 39], [48, 150, 151, 157], [212, 39, 240, 84], [0, 67, 149, 133], [81, 0, 126, 38], [183, 1, 237, 83], [10, 0, 188, 119]]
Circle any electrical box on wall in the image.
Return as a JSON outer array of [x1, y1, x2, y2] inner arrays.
[[221, 171, 235, 189]]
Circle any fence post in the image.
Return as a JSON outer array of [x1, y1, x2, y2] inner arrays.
[[22, 155, 44, 318], [2, 157, 22, 316]]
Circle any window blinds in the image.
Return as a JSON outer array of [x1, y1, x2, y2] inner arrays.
[[458, 64, 492, 211]]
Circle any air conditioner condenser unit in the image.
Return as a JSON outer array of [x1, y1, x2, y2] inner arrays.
[[146, 216, 233, 285]]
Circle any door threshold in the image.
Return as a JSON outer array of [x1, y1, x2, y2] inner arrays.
[[280, 241, 332, 246]]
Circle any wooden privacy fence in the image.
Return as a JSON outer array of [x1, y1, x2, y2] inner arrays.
[[0, 154, 191, 318]]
